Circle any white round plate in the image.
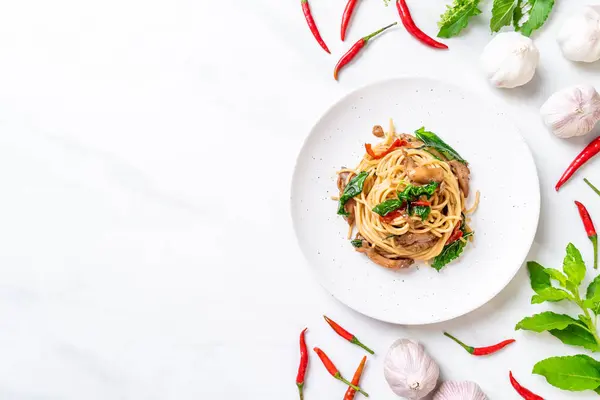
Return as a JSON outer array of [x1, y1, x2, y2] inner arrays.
[[291, 77, 540, 325]]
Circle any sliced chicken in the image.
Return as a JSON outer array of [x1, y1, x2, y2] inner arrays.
[[395, 232, 437, 253], [354, 236, 414, 269], [405, 157, 443, 184], [372, 125, 384, 138], [398, 133, 424, 148], [448, 160, 470, 197]]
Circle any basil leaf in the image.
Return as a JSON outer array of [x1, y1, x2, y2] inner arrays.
[[414, 127, 466, 163], [431, 240, 466, 271], [587, 275, 600, 302], [544, 268, 568, 287], [515, 0, 555, 37], [411, 205, 431, 221], [564, 243, 586, 287], [531, 288, 570, 304], [515, 312, 580, 332], [549, 325, 600, 352], [490, 0, 519, 32], [351, 239, 363, 248], [337, 172, 368, 216], [528, 261, 552, 292], [372, 199, 404, 217], [533, 355, 600, 391], [437, 0, 482, 38]]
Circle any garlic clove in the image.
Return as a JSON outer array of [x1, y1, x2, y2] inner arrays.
[[557, 6, 600, 63], [540, 85, 600, 138], [433, 381, 488, 400], [480, 32, 539, 89], [384, 339, 440, 399]]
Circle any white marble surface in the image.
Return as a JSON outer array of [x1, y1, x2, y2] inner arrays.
[[0, 0, 599, 398]]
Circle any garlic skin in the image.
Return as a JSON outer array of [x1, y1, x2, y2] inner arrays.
[[540, 85, 600, 138], [480, 32, 539, 88], [433, 381, 488, 400], [384, 339, 439, 399], [557, 6, 600, 62]]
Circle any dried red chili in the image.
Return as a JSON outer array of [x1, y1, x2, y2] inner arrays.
[[296, 328, 308, 400], [446, 224, 463, 245], [396, 0, 448, 49], [344, 356, 367, 400], [575, 201, 598, 270], [364, 138, 407, 159], [323, 316, 374, 354], [341, 0, 360, 41], [556, 136, 600, 191], [381, 208, 405, 223], [301, 0, 330, 54], [313, 347, 369, 397], [334, 22, 397, 80], [444, 332, 515, 356], [509, 371, 544, 400]]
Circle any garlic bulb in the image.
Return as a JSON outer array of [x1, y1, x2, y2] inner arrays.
[[480, 32, 539, 88], [433, 381, 488, 400], [384, 339, 439, 399], [557, 6, 600, 62], [540, 85, 600, 138]]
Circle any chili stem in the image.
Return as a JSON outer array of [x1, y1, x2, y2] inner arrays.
[[585, 178, 600, 197], [297, 383, 304, 400], [336, 375, 368, 397], [352, 337, 375, 354], [443, 332, 474, 354], [593, 235, 599, 270]]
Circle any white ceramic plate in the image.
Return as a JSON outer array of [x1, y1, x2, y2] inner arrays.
[[291, 77, 540, 325]]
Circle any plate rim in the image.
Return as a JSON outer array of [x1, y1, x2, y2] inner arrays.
[[290, 76, 541, 325]]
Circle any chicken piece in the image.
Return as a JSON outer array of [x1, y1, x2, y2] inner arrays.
[[448, 160, 470, 197]]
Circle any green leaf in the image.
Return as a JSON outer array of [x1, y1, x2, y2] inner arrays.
[[515, 0, 555, 37], [564, 243, 586, 287], [437, 0, 482, 38], [587, 275, 600, 302], [549, 325, 599, 352], [414, 128, 466, 163], [338, 172, 369, 216], [533, 355, 600, 391], [373, 182, 439, 217], [531, 288, 570, 304], [411, 205, 431, 221], [372, 198, 403, 217], [431, 239, 467, 271], [528, 261, 552, 292], [544, 268, 568, 287], [490, 0, 519, 32], [516, 312, 580, 332], [351, 239, 363, 248]]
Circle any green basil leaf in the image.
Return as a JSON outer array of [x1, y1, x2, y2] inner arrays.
[[564, 243, 586, 287], [398, 182, 439, 203], [414, 127, 466, 163], [431, 240, 467, 271], [437, 0, 482, 38], [411, 205, 431, 221], [531, 288, 570, 304], [350, 239, 363, 248], [515, 312, 580, 332], [587, 275, 600, 302], [549, 325, 600, 352], [337, 172, 369, 216], [544, 268, 568, 287], [528, 261, 552, 292], [372, 199, 403, 217], [490, 0, 519, 32], [533, 355, 600, 391], [515, 0, 555, 37]]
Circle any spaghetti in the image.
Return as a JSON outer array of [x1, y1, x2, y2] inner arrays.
[[336, 121, 476, 270]]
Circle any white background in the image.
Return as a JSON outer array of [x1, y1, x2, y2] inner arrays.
[[0, 0, 599, 398]]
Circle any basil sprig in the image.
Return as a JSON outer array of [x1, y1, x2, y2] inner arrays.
[[415, 127, 467, 164]]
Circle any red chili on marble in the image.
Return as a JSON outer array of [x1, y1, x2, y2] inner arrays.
[[296, 328, 308, 400], [301, 0, 330, 54], [323, 315, 374, 354], [444, 332, 515, 356], [575, 201, 598, 270], [509, 371, 544, 400]]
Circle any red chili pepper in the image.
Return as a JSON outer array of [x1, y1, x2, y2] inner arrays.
[[509, 371, 544, 400], [334, 22, 397, 80], [301, 0, 330, 54], [296, 328, 308, 400], [396, 0, 448, 49], [447, 224, 463, 244], [575, 201, 598, 270], [323, 316, 374, 354], [364, 138, 407, 159], [381, 208, 405, 223], [340, 0, 359, 41], [344, 356, 367, 400], [444, 332, 515, 356], [313, 347, 369, 397], [411, 200, 431, 207], [556, 136, 600, 191]]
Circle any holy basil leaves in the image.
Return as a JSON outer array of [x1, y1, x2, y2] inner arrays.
[[372, 182, 439, 216], [337, 172, 369, 216], [350, 239, 363, 248], [431, 231, 473, 271], [415, 127, 467, 164], [411, 205, 431, 221]]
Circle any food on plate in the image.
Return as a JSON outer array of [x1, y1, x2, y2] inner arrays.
[[555, 135, 600, 191], [344, 356, 367, 400], [313, 347, 369, 396], [481, 32, 539, 89], [432, 381, 488, 400], [509, 371, 544, 400], [301, 0, 330, 54], [443, 332, 515, 356], [540, 85, 600, 138], [384, 339, 440, 399], [335, 121, 477, 271], [557, 6, 600, 63], [323, 315, 374, 354], [396, 0, 448, 49], [334, 22, 397, 80], [574, 201, 598, 270]]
